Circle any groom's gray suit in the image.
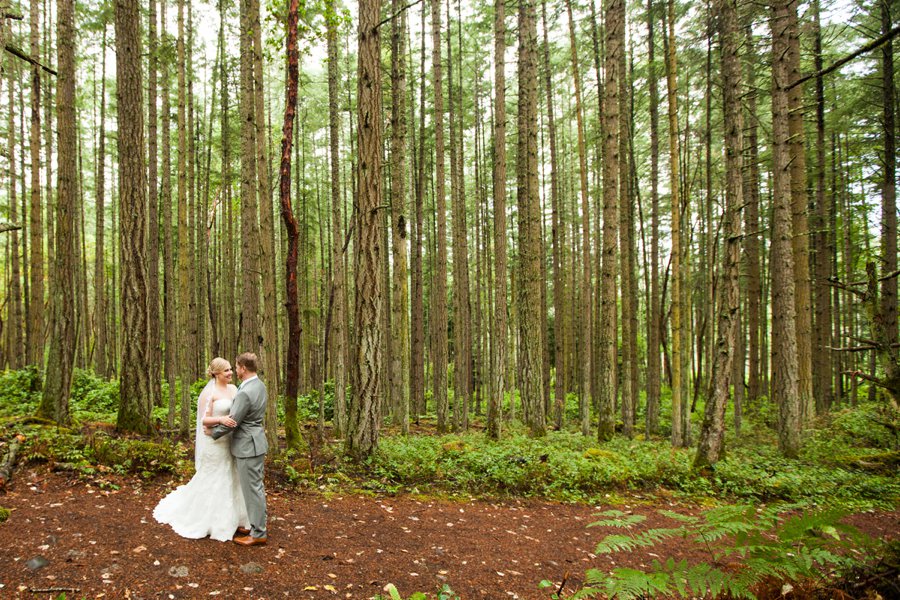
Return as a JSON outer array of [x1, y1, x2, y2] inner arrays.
[[211, 375, 268, 539]]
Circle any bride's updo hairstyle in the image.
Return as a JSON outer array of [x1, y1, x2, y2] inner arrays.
[[206, 357, 231, 380]]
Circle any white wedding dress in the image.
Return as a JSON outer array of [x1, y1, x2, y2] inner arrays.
[[153, 394, 250, 542]]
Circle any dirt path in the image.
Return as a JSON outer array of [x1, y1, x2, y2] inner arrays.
[[0, 467, 897, 599]]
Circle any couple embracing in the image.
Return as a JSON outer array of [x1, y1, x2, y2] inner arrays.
[[154, 352, 269, 546]]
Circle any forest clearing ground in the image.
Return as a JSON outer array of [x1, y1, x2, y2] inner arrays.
[[0, 466, 897, 599]]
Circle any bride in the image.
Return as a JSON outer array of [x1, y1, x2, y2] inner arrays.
[[153, 357, 250, 541]]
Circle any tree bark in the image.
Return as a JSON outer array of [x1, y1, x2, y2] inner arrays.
[[114, 0, 153, 434], [518, 0, 545, 437], [38, 0, 78, 425], [812, 0, 833, 414], [27, 0, 44, 368], [646, 0, 661, 437], [541, 0, 565, 430], [448, 0, 471, 433], [430, 0, 449, 434], [239, 0, 261, 354], [176, 0, 192, 436], [665, 0, 687, 447], [280, 0, 303, 451], [347, 0, 384, 459], [785, 0, 813, 425], [7, 55, 24, 368], [93, 25, 109, 378], [695, 0, 742, 468], [880, 0, 898, 359], [390, 0, 411, 435], [599, 0, 623, 442], [771, 0, 802, 457], [743, 25, 762, 408], [326, 0, 347, 437], [146, 0, 160, 391], [488, 0, 507, 440], [565, 0, 593, 437]]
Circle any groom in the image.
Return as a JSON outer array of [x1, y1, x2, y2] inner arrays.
[[211, 352, 269, 546]]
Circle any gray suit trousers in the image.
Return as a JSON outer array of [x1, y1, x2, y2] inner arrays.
[[236, 454, 267, 538]]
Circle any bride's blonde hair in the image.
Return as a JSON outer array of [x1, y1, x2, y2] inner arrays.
[[206, 357, 231, 380]]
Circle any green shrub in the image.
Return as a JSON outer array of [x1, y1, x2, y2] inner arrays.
[[0, 367, 42, 417], [0, 506, 10, 523]]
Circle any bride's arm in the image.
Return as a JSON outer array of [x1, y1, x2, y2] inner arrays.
[[201, 399, 230, 427]]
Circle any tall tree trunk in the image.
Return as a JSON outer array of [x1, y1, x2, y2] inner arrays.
[[881, 0, 898, 357], [599, 0, 623, 442], [785, 0, 813, 425], [326, 0, 347, 437], [743, 24, 762, 408], [93, 25, 109, 378], [771, 0, 801, 457], [448, 0, 471, 433], [251, 0, 279, 450], [7, 58, 24, 368], [161, 0, 177, 429], [280, 0, 303, 450], [488, 0, 507, 439], [811, 0, 833, 414], [348, 0, 384, 459], [695, 0, 743, 468], [411, 4, 427, 421], [541, 0, 565, 430], [665, 0, 687, 447], [27, 0, 44, 368], [147, 0, 160, 391], [619, 25, 637, 438], [115, 0, 153, 434], [431, 0, 450, 434], [239, 0, 261, 353], [39, 0, 78, 425], [390, 0, 411, 435], [518, 0, 545, 437], [646, 0, 661, 437], [186, 0, 199, 378], [565, 0, 593, 437], [176, 0, 192, 436]]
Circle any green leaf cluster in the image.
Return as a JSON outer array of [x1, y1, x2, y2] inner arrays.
[[572, 503, 873, 599]]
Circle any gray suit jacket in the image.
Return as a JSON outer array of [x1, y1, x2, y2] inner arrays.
[[210, 376, 269, 458]]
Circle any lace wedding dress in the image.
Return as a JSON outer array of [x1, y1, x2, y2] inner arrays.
[[153, 396, 250, 541]]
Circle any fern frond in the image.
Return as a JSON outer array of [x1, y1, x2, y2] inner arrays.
[[588, 512, 647, 529], [603, 567, 670, 600], [777, 508, 848, 543], [658, 509, 699, 524], [594, 527, 684, 554]]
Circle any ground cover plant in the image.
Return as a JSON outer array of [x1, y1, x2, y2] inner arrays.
[[0, 367, 898, 598]]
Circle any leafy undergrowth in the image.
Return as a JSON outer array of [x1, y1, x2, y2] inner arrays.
[[559, 504, 879, 599], [1, 367, 898, 599], [1, 366, 899, 511]]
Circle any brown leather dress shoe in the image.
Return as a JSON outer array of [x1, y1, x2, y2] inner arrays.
[[235, 527, 251, 536], [233, 535, 267, 546]]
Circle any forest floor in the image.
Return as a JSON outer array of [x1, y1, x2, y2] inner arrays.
[[0, 465, 898, 600]]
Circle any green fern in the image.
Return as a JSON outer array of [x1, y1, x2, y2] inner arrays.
[[568, 503, 876, 599], [588, 510, 647, 528], [594, 527, 685, 554]]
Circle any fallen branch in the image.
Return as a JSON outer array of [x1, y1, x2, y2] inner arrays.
[[28, 588, 81, 594], [0, 434, 25, 490]]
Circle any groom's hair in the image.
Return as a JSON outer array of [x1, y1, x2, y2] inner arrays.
[[236, 352, 259, 373]]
